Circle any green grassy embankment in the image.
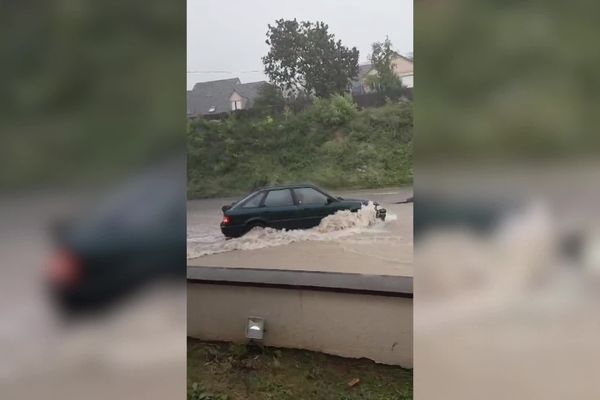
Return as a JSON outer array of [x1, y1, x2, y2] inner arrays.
[[187, 97, 412, 199]]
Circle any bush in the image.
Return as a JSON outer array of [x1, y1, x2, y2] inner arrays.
[[306, 94, 357, 127], [187, 98, 412, 198], [252, 84, 285, 116]]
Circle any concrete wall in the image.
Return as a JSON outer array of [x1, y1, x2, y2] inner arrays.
[[188, 283, 413, 368]]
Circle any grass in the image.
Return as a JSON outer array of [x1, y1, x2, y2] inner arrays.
[[187, 99, 412, 199], [188, 339, 412, 400]]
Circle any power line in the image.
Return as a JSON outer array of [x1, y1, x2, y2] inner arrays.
[[187, 70, 263, 74]]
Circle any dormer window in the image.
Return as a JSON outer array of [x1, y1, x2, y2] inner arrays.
[[231, 100, 243, 111]]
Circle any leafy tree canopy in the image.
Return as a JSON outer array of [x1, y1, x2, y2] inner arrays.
[[366, 37, 404, 93], [262, 19, 359, 98], [252, 84, 286, 116]]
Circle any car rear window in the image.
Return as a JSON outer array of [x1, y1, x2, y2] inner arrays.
[[264, 189, 294, 207], [294, 187, 329, 205], [241, 192, 264, 208]]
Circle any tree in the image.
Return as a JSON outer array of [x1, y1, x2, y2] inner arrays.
[[366, 37, 404, 94], [262, 19, 359, 98], [252, 84, 285, 116]]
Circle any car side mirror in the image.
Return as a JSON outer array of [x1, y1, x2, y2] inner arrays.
[[327, 198, 335, 204], [337, 196, 343, 200]]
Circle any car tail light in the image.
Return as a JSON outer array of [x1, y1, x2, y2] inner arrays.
[[48, 249, 81, 287], [222, 216, 231, 225]]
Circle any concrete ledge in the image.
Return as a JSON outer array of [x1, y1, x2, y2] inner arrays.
[[187, 265, 413, 297], [188, 282, 413, 367]]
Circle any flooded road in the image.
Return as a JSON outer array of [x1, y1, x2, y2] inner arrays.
[[0, 192, 186, 398], [187, 187, 413, 276]]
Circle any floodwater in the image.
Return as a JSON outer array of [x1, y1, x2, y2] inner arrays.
[[0, 191, 186, 399], [415, 163, 600, 399], [187, 188, 413, 276]]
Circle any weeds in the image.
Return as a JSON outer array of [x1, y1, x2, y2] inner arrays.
[[188, 340, 412, 400]]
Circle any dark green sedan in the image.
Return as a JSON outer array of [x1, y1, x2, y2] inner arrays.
[[220, 184, 386, 238]]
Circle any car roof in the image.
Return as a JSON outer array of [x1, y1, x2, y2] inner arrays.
[[255, 183, 321, 191]]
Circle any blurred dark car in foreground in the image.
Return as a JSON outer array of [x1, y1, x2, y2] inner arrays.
[[47, 158, 186, 312], [220, 184, 386, 238], [414, 193, 518, 239]]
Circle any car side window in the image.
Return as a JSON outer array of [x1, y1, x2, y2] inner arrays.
[[294, 187, 328, 205], [263, 189, 294, 207], [241, 192, 264, 208]]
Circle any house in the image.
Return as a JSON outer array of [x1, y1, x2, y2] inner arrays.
[[351, 53, 414, 95], [187, 78, 269, 118]]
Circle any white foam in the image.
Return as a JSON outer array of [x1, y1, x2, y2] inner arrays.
[[187, 202, 393, 258]]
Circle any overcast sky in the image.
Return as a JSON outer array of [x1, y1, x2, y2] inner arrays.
[[187, 0, 413, 89]]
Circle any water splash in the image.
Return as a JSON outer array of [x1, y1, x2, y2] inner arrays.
[[187, 202, 394, 259]]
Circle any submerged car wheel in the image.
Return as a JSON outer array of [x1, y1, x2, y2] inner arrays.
[[244, 221, 266, 235]]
